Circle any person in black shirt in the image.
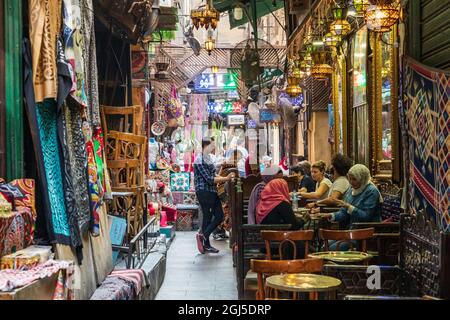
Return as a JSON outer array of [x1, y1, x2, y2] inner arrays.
[[256, 179, 304, 230], [291, 165, 315, 193]]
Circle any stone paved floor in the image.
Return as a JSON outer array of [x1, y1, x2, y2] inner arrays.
[[155, 231, 237, 300]]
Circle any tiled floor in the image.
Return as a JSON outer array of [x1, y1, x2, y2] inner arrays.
[[155, 231, 237, 300]]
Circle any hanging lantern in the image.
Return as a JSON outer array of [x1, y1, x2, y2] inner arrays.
[[311, 51, 333, 80], [353, 0, 370, 15], [324, 32, 341, 47], [329, 6, 351, 36], [204, 36, 215, 55], [285, 77, 302, 97], [191, 0, 220, 30], [211, 66, 219, 73], [365, 2, 400, 32]]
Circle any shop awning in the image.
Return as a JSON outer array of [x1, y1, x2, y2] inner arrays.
[[214, 0, 284, 29]]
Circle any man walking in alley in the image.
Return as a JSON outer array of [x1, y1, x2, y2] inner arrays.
[[194, 137, 235, 254]]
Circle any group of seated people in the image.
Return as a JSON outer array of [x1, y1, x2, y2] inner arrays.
[[248, 154, 383, 232]]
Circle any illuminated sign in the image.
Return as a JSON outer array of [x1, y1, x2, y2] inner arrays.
[[208, 101, 243, 114], [194, 73, 237, 91]]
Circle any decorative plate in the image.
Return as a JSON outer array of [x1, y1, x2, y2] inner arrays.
[[151, 121, 166, 136]]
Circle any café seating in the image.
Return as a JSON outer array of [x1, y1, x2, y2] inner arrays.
[[261, 230, 314, 260], [251, 258, 324, 300], [319, 228, 375, 253]]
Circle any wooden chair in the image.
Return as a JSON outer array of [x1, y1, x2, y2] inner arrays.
[[251, 258, 324, 300], [261, 230, 314, 260], [101, 105, 143, 135], [319, 228, 375, 253], [107, 159, 145, 240]]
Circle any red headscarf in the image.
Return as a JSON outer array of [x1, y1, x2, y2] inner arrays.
[[256, 179, 291, 224]]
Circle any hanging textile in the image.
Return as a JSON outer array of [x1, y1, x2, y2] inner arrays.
[[29, 0, 63, 102], [403, 57, 450, 232], [80, 0, 101, 125], [64, 99, 92, 235]]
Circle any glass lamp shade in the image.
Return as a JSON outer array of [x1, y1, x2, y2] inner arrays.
[[365, 3, 400, 32], [211, 66, 219, 73], [329, 19, 351, 36], [324, 32, 341, 47], [205, 38, 215, 55], [354, 0, 370, 14]]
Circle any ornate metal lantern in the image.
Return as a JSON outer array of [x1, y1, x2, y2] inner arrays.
[[323, 32, 341, 47], [365, 2, 400, 32], [329, 6, 351, 36], [211, 66, 219, 73], [311, 51, 333, 80], [204, 35, 215, 55], [191, 0, 220, 30], [353, 0, 370, 15], [285, 77, 302, 97]]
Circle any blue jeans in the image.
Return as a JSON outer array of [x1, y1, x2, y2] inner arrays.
[[196, 191, 224, 246]]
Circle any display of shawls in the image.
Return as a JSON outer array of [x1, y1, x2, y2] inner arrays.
[[0, 259, 73, 294], [7, 180, 36, 221], [64, 100, 92, 235], [189, 94, 207, 125], [29, 0, 63, 102], [403, 57, 450, 232], [0, 208, 34, 258], [108, 269, 147, 296], [90, 276, 136, 300]]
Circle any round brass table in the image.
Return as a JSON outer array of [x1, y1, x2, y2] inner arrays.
[[307, 251, 372, 264]]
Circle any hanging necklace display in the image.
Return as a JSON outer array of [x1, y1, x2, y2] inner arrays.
[[151, 107, 167, 136]]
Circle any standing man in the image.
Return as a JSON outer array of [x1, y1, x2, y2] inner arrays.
[[194, 138, 234, 254]]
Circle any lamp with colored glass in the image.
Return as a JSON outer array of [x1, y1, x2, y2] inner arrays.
[[365, 2, 400, 32], [329, 6, 351, 36], [211, 66, 219, 73], [311, 51, 333, 80], [353, 0, 370, 15], [324, 32, 341, 47], [285, 77, 302, 97], [191, 0, 220, 30], [204, 36, 215, 55]]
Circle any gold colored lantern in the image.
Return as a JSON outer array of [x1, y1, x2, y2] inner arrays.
[[285, 77, 302, 97], [353, 0, 370, 15], [311, 51, 333, 80], [211, 66, 219, 73], [204, 36, 215, 55], [365, 2, 400, 32], [324, 32, 341, 47], [191, 0, 220, 30], [329, 7, 351, 36]]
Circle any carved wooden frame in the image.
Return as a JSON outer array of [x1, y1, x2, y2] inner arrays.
[[332, 53, 348, 155], [370, 25, 400, 182]]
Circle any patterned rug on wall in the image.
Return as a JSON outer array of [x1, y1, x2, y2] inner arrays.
[[404, 57, 450, 233]]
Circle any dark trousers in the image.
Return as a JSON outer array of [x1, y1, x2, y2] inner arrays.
[[196, 191, 224, 246]]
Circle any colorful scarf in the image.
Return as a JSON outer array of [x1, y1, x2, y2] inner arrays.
[[256, 179, 291, 224]]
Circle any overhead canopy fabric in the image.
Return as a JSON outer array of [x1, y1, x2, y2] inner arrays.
[[214, 0, 284, 29]]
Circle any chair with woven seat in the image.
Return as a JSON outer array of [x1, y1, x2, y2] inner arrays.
[[319, 228, 375, 254], [251, 258, 324, 300]]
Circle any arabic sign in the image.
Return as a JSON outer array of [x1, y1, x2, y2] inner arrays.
[[259, 108, 281, 123], [194, 73, 237, 91]]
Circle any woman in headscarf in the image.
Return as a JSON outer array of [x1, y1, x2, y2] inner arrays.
[[256, 179, 304, 230], [318, 164, 382, 229], [247, 165, 283, 224]]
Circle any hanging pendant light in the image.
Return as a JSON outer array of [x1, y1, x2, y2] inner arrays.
[[365, 2, 400, 32], [329, 6, 351, 36], [311, 51, 333, 80], [285, 77, 302, 97], [191, 0, 220, 30], [353, 0, 370, 15], [324, 32, 341, 47], [211, 66, 219, 73]]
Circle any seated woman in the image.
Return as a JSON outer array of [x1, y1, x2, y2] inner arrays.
[[247, 165, 283, 224], [298, 160, 332, 201], [256, 179, 304, 230], [308, 154, 352, 208], [291, 165, 315, 193], [318, 164, 382, 229]]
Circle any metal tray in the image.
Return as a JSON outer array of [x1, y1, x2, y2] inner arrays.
[[308, 251, 372, 263]]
